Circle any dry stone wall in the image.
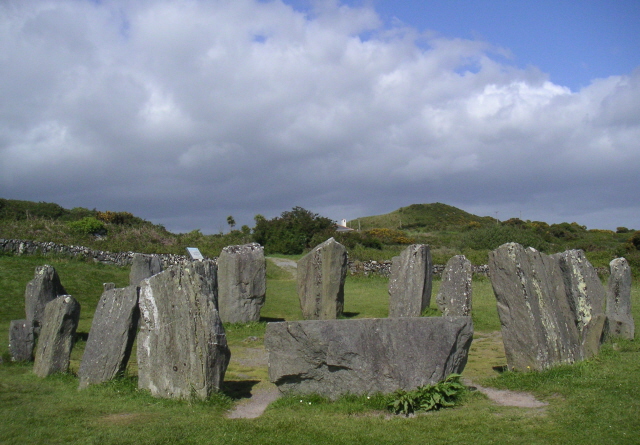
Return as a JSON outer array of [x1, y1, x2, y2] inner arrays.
[[8, 238, 601, 278], [0, 239, 193, 267]]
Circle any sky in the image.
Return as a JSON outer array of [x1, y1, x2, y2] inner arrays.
[[1, 0, 639, 233]]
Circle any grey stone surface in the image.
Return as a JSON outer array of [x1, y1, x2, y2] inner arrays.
[[78, 285, 140, 389], [605, 258, 635, 340], [488, 243, 582, 371], [9, 319, 35, 362], [217, 243, 266, 323], [33, 295, 81, 377], [552, 249, 607, 357], [436, 255, 473, 317], [388, 244, 433, 317], [297, 238, 348, 320], [265, 317, 473, 399], [103, 282, 116, 291], [24, 265, 67, 332], [137, 261, 230, 399], [129, 253, 163, 286]]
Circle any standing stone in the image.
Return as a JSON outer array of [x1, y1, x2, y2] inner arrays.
[[129, 253, 163, 286], [552, 250, 607, 357], [388, 244, 432, 317], [436, 255, 473, 317], [605, 258, 635, 340], [24, 265, 67, 332], [217, 243, 266, 323], [488, 243, 582, 371], [103, 282, 116, 291], [9, 319, 35, 362], [78, 285, 140, 389], [265, 317, 473, 399], [137, 261, 230, 399], [33, 295, 81, 377], [297, 238, 348, 320]]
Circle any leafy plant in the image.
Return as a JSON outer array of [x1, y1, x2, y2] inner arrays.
[[387, 374, 466, 415], [96, 210, 142, 225], [67, 217, 106, 236]]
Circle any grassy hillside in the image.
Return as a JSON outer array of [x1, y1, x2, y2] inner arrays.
[[345, 203, 639, 273], [2, 198, 639, 274], [0, 198, 253, 258], [348, 203, 496, 231]]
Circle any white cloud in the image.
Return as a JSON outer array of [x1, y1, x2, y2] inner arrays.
[[0, 0, 638, 232]]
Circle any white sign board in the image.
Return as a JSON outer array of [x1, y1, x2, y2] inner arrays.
[[186, 247, 204, 260]]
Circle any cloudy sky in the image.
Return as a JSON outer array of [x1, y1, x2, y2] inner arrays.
[[1, 0, 639, 233]]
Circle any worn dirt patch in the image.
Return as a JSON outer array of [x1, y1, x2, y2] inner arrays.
[[465, 379, 548, 409], [463, 331, 547, 409], [266, 257, 297, 279], [226, 384, 281, 419]]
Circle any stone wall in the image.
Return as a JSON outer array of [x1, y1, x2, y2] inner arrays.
[[0, 239, 195, 268], [6, 238, 604, 277]]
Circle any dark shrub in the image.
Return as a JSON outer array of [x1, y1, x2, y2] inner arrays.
[[253, 207, 335, 255]]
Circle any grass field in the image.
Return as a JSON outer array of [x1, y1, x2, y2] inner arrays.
[[1, 253, 639, 444]]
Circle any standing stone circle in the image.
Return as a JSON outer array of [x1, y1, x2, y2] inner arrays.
[[388, 244, 433, 317], [9, 319, 35, 362], [265, 317, 473, 399], [24, 265, 67, 332], [297, 238, 348, 320], [436, 255, 473, 317], [605, 257, 635, 340], [78, 285, 140, 389], [129, 253, 163, 286], [137, 260, 230, 399], [488, 243, 582, 371], [217, 243, 266, 323], [552, 249, 606, 357], [33, 295, 81, 377]]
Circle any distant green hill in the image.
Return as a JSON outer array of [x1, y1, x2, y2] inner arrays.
[[348, 203, 496, 231]]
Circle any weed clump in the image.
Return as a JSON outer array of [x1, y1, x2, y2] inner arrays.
[[387, 374, 466, 416]]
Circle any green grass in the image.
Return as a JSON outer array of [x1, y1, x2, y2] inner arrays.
[[1, 253, 639, 444], [349, 202, 495, 231]]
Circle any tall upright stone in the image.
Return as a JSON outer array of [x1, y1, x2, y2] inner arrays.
[[297, 238, 348, 320], [436, 255, 472, 317], [217, 243, 266, 323], [137, 261, 230, 399], [552, 250, 607, 357], [605, 258, 635, 340], [129, 253, 163, 286], [9, 320, 35, 362], [78, 285, 140, 389], [388, 244, 432, 317], [265, 317, 473, 399], [33, 295, 81, 377], [488, 243, 582, 371], [24, 265, 67, 332]]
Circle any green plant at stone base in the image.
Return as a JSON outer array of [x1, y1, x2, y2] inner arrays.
[[387, 374, 466, 416]]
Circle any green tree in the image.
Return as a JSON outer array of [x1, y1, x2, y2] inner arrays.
[[226, 215, 236, 230], [253, 207, 335, 254]]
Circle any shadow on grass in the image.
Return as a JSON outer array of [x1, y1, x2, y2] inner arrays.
[[223, 380, 261, 400], [260, 317, 286, 322], [492, 365, 508, 373], [341, 312, 360, 318]]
